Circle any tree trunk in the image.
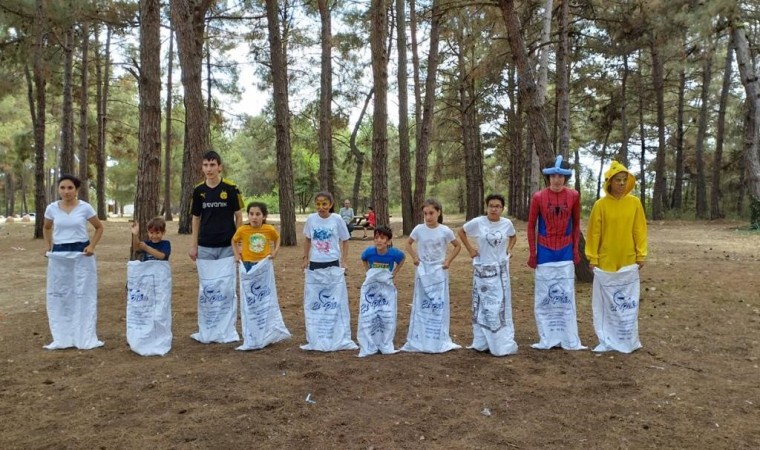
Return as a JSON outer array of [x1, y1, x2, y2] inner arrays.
[[134, 0, 163, 261], [617, 53, 629, 166], [638, 49, 647, 211], [60, 22, 75, 175], [164, 26, 175, 221], [33, 0, 47, 239], [412, 0, 441, 224], [396, 0, 413, 236], [711, 34, 733, 220], [556, 0, 570, 159], [350, 89, 373, 209], [265, 0, 298, 245], [732, 23, 760, 229], [317, 0, 335, 195], [498, 0, 554, 165], [409, 0, 422, 147], [78, 21, 90, 202], [457, 25, 482, 220], [96, 26, 111, 221], [171, 0, 213, 234], [694, 43, 713, 219], [370, 0, 390, 226], [672, 66, 685, 210], [650, 38, 668, 220]]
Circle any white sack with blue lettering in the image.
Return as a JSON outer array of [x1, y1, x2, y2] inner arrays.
[[236, 258, 291, 350], [470, 259, 517, 356], [357, 268, 398, 357], [531, 261, 585, 350], [592, 264, 642, 353], [45, 252, 104, 350], [401, 262, 461, 353], [126, 260, 172, 356], [301, 266, 358, 352], [191, 256, 239, 343]]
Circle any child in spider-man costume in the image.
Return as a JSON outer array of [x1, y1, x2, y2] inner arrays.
[[527, 156, 581, 268], [527, 156, 585, 351]]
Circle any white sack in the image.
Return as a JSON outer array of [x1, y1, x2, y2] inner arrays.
[[531, 261, 585, 350], [401, 263, 461, 353], [592, 264, 642, 353], [300, 266, 358, 352], [126, 260, 173, 356], [236, 258, 291, 350], [45, 252, 103, 350], [357, 268, 398, 357], [191, 257, 239, 343], [469, 258, 517, 356]]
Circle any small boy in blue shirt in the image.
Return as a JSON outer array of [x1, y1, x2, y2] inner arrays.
[[360, 225, 405, 276], [131, 217, 171, 261]]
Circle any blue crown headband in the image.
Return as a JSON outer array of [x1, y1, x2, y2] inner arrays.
[[542, 155, 573, 176]]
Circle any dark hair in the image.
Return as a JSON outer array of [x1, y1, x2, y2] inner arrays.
[[247, 201, 268, 224], [58, 174, 81, 189], [422, 198, 444, 224], [374, 225, 393, 240], [314, 191, 335, 213], [485, 193, 505, 208], [203, 150, 222, 164], [542, 158, 572, 185], [146, 216, 166, 232]]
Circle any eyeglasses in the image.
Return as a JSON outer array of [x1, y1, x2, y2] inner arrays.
[[487, 204, 503, 209]]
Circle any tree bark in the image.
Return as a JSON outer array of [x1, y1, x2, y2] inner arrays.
[[556, 0, 570, 159], [350, 89, 373, 209], [171, 0, 213, 234], [672, 66, 685, 210], [650, 38, 668, 220], [78, 21, 90, 202], [33, 0, 47, 239], [370, 0, 390, 226], [409, 0, 422, 147], [164, 26, 175, 221], [60, 22, 75, 175], [498, 0, 554, 165], [96, 26, 112, 221], [397, 0, 413, 236], [413, 0, 441, 224], [617, 53, 630, 167], [732, 23, 760, 229], [265, 0, 298, 245], [711, 34, 733, 220], [694, 42, 713, 219], [134, 0, 163, 260], [317, 0, 335, 195]]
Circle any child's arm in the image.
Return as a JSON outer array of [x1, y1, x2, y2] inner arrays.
[[443, 239, 461, 269], [302, 238, 311, 270], [457, 227, 478, 259], [341, 239, 349, 270], [392, 253, 406, 277], [231, 235, 241, 263], [406, 237, 419, 266], [270, 235, 280, 259], [141, 243, 168, 260], [362, 260, 370, 271], [507, 234, 517, 256], [131, 222, 141, 254]]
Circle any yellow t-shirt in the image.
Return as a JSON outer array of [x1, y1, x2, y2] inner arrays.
[[232, 223, 279, 262]]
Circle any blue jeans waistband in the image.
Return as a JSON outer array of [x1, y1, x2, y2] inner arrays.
[[52, 241, 90, 252]]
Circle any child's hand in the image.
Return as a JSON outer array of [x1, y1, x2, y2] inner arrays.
[[442, 260, 450, 270], [413, 256, 420, 266], [234, 255, 240, 263], [130, 222, 139, 236], [468, 249, 479, 259]]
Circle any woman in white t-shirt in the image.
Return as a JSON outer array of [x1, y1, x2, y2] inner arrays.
[[42, 174, 104, 350], [458, 193, 518, 356], [43, 174, 103, 254]]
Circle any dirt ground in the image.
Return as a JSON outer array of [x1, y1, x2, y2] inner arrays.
[[0, 216, 758, 449]]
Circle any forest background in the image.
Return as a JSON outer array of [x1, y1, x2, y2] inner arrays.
[[1, 0, 760, 247]]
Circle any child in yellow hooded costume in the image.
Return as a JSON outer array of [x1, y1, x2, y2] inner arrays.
[[586, 161, 648, 271]]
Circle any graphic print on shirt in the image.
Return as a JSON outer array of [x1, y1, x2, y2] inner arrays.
[[312, 226, 335, 255], [248, 233, 266, 253], [486, 230, 504, 248], [419, 239, 446, 262]]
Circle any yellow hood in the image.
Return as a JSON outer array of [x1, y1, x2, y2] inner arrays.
[[604, 161, 635, 196]]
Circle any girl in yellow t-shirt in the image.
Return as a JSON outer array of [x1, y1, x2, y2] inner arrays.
[[232, 202, 280, 271]]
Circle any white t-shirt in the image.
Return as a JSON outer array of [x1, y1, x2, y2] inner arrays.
[[303, 213, 350, 263], [409, 223, 456, 263], [462, 216, 516, 263], [44, 201, 97, 244]]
